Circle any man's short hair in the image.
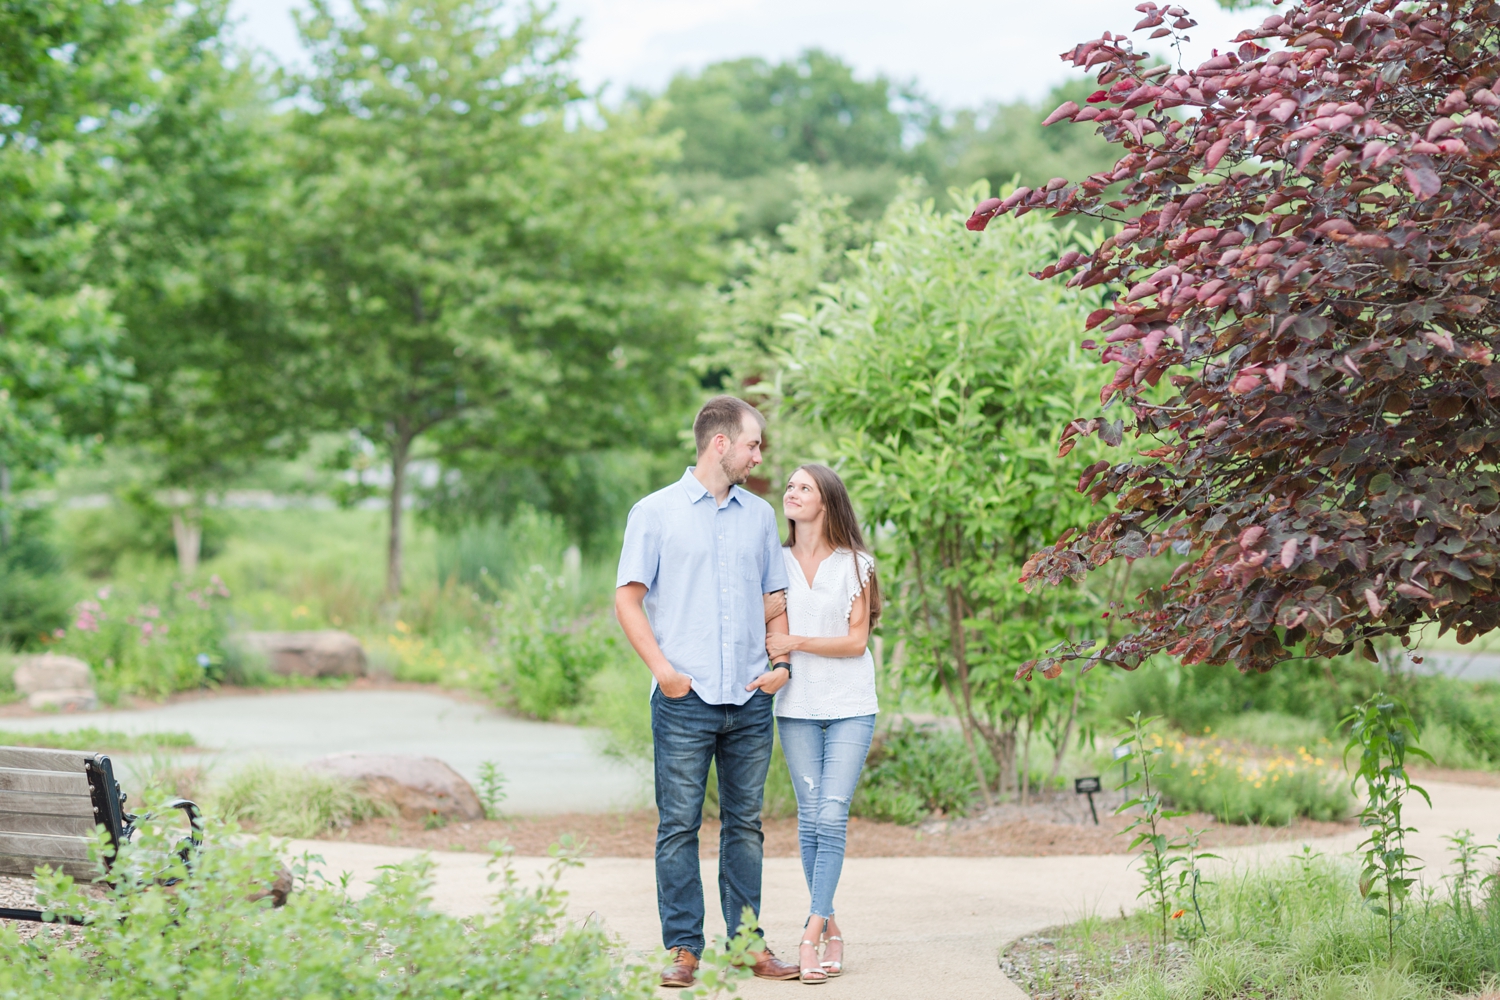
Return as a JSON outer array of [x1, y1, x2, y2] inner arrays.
[[693, 396, 765, 453]]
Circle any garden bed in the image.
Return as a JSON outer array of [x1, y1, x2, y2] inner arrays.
[[1001, 856, 1500, 1000], [331, 799, 1352, 858]]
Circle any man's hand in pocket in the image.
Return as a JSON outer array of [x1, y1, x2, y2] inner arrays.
[[657, 668, 693, 699], [745, 665, 790, 695]]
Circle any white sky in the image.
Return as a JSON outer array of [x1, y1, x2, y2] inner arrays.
[[227, 0, 1259, 108]]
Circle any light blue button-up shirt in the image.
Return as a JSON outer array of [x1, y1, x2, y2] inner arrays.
[[617, 468, 789, 706]]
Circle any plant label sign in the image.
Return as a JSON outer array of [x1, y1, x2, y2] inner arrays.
[[1075, 775, 1102, 825]]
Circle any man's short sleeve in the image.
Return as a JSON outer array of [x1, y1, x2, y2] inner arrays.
[[760, 506, 789, 594], [617, 502, 661, 590]]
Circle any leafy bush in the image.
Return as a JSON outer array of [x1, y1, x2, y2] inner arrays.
[[851, 722, 992, 824], [1152, 731, 1350, 826], [0, 508, 72, 649], [214, 762, 392, 838], [477, 562, 634, 721], [18, 821, 655, 999], [50, 576, 232, 701], [1103, 656, 1500, 772], [61, 487, 227, 578]]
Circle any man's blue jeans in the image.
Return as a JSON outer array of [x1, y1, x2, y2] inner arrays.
[[776, 714, 876, 919], [652, 687, 775, 956]]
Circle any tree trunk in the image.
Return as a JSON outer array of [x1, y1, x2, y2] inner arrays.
[[385, 433, 412, 602], [940, 542, 995, 809], [0, 462, 10, 551], [171, 511, 203, 577], [1049, 684, 1082, 781], [910, 540, 995, 809], [1021, 709, 1035, 805]]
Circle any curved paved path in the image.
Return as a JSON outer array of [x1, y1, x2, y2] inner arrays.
[[291, 779, 1500, 999], [0, 689, 646, 813]]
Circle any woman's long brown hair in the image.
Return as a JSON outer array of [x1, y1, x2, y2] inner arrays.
[[784, 463, 881, 627]]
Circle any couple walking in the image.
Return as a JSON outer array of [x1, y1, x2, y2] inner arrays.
[[616, 396, 880, 987]]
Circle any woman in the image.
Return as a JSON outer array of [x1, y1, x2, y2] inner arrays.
[[766, 463, 880, 985]]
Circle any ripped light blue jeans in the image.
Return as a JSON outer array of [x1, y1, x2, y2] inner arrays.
[[776, 714, 876, 919]]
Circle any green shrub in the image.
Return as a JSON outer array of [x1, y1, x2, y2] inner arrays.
[[0, 508, 72, 649], [50, 576, 232, 701], [214, 762, 392, 838], [1152, 732, 1351, 826], [61, 487, 228, 578], [1419, 720, 1493, 770], [18, 822, 655, 999], [478, 563, 632, 721], [576, 660, 654, 764], [851, 722, 990, 824], [1100, 654, 1500, 773]]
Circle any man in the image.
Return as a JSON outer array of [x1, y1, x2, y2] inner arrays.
[[616, 395, 800, 988]]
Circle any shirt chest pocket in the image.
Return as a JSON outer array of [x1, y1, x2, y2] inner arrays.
[[736, 546, 764, 588]]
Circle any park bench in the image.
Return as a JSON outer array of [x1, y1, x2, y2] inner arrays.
[[0, 745, 202, 923]]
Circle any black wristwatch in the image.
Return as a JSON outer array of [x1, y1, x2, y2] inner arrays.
[[772, 661, 792, 677]]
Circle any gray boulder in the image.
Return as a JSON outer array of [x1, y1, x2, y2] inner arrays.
[[305, 753, 484, 821], [234, 630, 366, 678], [12, 654, 97, 712]]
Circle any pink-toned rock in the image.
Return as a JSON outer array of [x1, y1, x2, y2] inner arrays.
[[305, 753, 483, 821], [13, 654, 97, 711], [237, 631, 366, 678]]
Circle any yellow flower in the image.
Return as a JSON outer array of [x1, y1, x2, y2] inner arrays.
[[395, 620, 411, 634]]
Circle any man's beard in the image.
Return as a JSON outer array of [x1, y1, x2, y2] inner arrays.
[[720, 452, 752, 485]]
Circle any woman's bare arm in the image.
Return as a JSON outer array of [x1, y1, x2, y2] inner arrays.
[[765, 587, 870, 659]]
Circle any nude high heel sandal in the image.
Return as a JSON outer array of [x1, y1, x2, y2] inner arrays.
[[799, 935, 828, 984], [820, 932, 844, 977]]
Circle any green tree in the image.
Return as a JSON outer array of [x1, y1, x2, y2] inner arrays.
[[787, 188, 1108, 803], [285, 0, 714, 599], [936, 81, 1121, 212], [640, 50, 940, 236], [0, 0, 167, 519], [0, 0, 196, 640], [695, 168, 873, 488], [92, 0, 299, 575], [653, 49, 923, 178]]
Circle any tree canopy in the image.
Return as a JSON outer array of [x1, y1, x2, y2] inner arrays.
[[283, 0, 716, 597], [786, 189, 1107, 802]]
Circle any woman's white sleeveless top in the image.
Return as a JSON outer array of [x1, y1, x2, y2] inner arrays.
[[773, 547, 879, 720]]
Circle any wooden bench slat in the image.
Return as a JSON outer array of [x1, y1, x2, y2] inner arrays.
[[0, 748, 89, 773], [0, 833, 91, 861], [0, 853, 98, 880], [0, 790, 95, 818], [0, 768, 90, 795], [0, 813, 97, 839]]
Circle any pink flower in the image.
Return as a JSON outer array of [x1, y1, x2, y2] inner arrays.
[[53, 629, 65, 639]]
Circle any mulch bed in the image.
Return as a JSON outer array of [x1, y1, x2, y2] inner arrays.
[[332, 788, 1354, 858]]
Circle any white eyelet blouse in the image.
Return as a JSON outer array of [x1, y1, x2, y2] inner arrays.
[[773, 547, 879, 720]]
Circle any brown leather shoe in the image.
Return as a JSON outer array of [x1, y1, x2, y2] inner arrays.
[[660, 947, 699, 988], [747, 947, 800, 981]]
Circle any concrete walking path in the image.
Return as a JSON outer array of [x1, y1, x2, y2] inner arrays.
[[291, 779, 1500, 999], [0, 689, 646, 813]]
